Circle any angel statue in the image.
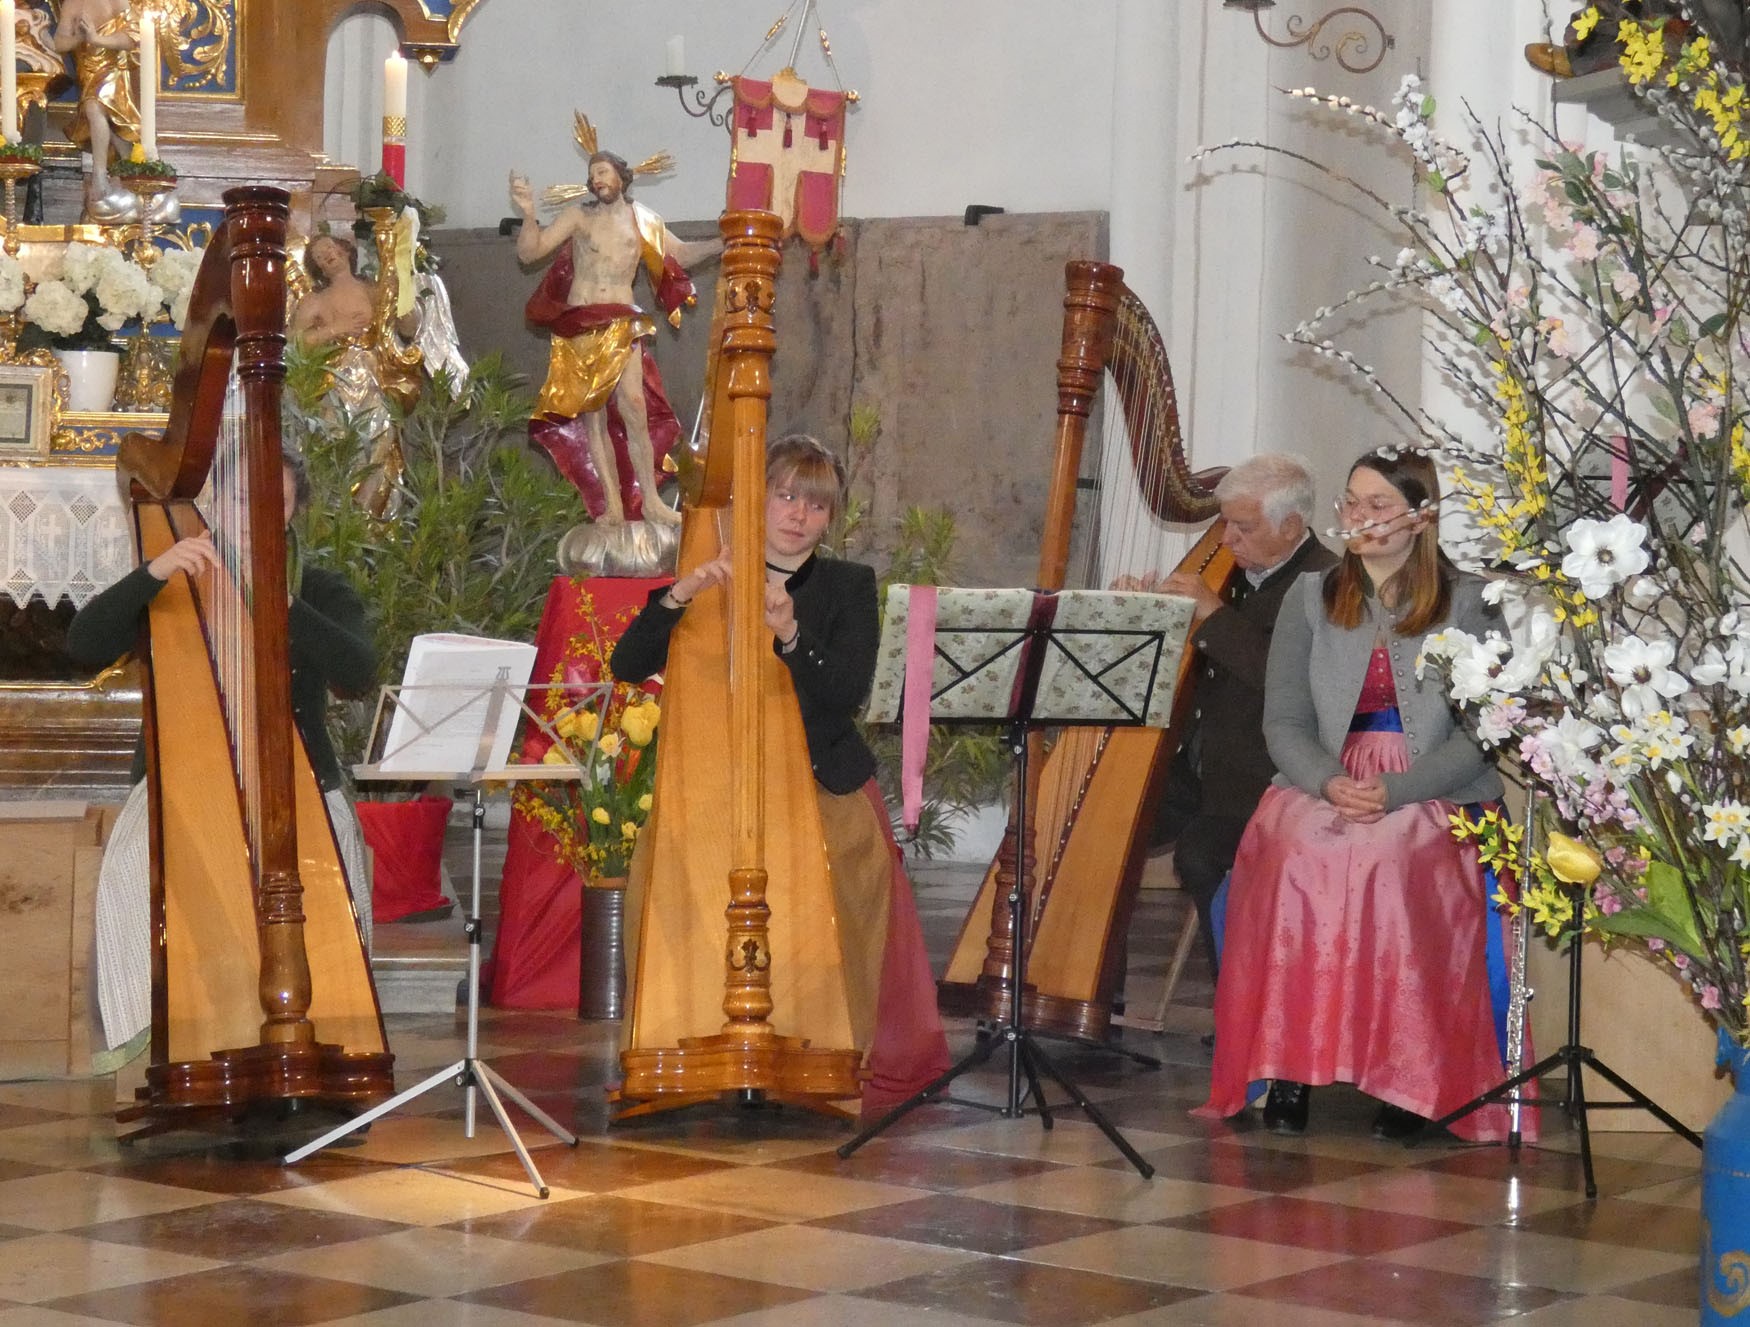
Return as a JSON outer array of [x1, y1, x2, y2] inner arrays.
[[510, 113, 721, 528], [51, 0, 143, 223]]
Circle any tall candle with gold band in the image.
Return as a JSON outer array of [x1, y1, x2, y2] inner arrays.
[[1, 0, 17, 144], [382, 50, 407, 186]]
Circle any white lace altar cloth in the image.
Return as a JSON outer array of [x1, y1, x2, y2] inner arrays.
[[0, 466, 133, 609]]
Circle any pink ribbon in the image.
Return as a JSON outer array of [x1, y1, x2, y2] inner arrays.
[[901, 587, 937, 833], [1609, 435, 1629, 512]]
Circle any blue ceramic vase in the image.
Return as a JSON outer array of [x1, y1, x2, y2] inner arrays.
[[1703, 1026, 1750, 1322]]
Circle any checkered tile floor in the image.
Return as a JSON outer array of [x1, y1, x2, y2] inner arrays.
[[0, 865, 1703, 1326]]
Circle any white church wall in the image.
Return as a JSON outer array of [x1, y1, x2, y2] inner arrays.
[[328, 0, 1122, 231], [321, 0, 1595, 562]]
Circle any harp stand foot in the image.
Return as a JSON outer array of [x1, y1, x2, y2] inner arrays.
[[838, 721, 1156, 1179], [284, 788, 578, 1196]]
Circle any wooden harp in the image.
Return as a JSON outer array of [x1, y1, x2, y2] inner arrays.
[[938, 260, 1234, 1040], [117, 187, 393, 1128], [614, 211, 863, 1117]]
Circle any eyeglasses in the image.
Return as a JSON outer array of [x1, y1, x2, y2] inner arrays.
[[1334, 494, 1410, 520]]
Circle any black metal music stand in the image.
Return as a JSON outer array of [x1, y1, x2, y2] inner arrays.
[[841, 587, 1197, 1177], [283, 679, 591, 1197], [1413, 792, 1702, 1198]]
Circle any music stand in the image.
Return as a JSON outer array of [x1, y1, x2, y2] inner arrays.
[[1412, 786, 1702, 1198], [283, 677, 599, 1198], [842, 586, 1196, 1177]]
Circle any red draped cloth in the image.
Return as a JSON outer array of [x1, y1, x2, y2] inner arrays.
[[483, 575, 667, 1009]]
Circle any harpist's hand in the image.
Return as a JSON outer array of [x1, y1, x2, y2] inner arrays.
[[146, 532, 219, 583], [1161, 571, 1223, 624]]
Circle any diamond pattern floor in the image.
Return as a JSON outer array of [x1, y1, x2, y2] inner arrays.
[[0, 862, 1704, 1325]]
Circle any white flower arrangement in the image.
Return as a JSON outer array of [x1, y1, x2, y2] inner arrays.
[[0, 252, 23, 315], [1201, 14, 1750, 1038], [13, 239, 203, 351]]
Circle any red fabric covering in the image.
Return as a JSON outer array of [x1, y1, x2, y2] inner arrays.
[[523, 249, 685, 522], [483, 575, 668, 1009], [1196, 724, 1534, 1142], [859, 781, 953, 1119], [358, 796, 451, 923]]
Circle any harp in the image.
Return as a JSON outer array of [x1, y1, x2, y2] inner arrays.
[[614, 211, 863, 1117], [938, 260, 1234, 1039], [116, 187, 394, 1128]]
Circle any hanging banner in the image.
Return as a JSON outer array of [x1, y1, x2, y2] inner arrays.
[[726, 71, 847, 253]]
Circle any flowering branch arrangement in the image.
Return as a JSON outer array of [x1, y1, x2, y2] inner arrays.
[[1197, 4, 1750, 1040], [513, 592, 662, 881]]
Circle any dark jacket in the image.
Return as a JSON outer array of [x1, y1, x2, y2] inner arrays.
[[610, 553, 881, 795], [66, 563, 377, 792], [1185, 536, 1339, 815]]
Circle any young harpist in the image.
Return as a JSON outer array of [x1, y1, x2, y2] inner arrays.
[[611, 433, 949, 1116]]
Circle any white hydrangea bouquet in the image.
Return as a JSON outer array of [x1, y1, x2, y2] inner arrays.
[[1198, 8, 1750, 1041], [1, 240, 203, 353]]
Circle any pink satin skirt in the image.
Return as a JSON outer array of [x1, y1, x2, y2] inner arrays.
[[1196, 729, 1530, 1141]]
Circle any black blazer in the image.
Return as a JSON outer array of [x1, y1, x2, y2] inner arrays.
[[610, 553, 880, 795], [1186, 536, 1339, 815], [66, 564, 377, 793]]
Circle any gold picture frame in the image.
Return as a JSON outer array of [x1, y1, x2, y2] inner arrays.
[[0, 362, 58, 460]]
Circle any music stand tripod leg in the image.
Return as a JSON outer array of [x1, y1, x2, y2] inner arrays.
[[1022, 1034, 1155, 1178], [282, 1059, 467, 1163], [837, 1021, 1002, 1158]]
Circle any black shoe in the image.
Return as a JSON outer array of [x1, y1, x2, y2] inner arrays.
[[1262, 1080, 1310, 1134], [1372, 1102, 1429, 1141]]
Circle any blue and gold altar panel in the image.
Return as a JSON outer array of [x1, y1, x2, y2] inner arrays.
[[51, 413, 166, 464], [160, 0, 242, 101]]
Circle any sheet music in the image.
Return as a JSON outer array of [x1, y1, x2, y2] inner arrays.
[[866, 586, 1037, 724], [1031, 591, 1195, 727], [866, 586, 1195, 727], [377, 633, 539, 773]]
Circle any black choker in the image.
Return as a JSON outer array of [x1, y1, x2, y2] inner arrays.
[[765, 560, 794, 575]]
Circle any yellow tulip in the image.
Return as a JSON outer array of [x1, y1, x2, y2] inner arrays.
[[559, 709, 599, 743], [541, 745, 571, 766], [621, 701, 659, 747], [1545, 831, 1603, 886], [637, 793, 653, 812], [621, 820, 639, 839], [590, 807, 611, 826], [598, 732, 624, 758]]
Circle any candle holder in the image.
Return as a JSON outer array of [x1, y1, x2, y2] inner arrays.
[[0, 157, 41, 256], [124, 175, 179, 263], [655, 72, 734, 128]]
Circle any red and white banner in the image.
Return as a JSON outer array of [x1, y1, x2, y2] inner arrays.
[[726, 73, 847, 253]]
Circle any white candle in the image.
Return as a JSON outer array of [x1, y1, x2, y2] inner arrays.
[[665, 35, 685, 78], [1, 0, 17, 145], [138, 8, 157, 160], [383, 50, 407, 119]]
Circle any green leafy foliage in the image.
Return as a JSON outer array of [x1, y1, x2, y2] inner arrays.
[[289, 345, 582, 765]]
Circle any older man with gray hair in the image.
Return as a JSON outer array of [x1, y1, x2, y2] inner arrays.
[[1154, 453, 1338, 981]]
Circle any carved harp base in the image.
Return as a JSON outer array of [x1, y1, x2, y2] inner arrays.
[[940, 978, 1118, 1046], [612, 1033, 863, 1122], [118, 1042, 396, 1125]]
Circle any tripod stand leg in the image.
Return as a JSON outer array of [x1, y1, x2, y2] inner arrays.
[[471, 1061, 565, 1199], [1015, 1037, 1054, 1128], [1579, 1052, 1705, 1149], [1022, 1035, 1155, 1179], [1566, 1050, 1597, 1201], [476, 1061, 580, 1147], [837, 1033, 1001, 1159], [283, 1059, 467, 1164], [1419, 1051, 1559, 1141]]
